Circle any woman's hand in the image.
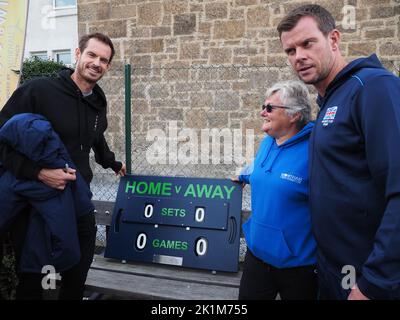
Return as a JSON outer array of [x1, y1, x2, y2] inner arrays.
[[231, 177, 246, 188]]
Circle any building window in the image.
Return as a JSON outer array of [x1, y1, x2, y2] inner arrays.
[[55, 50, 72, 65], [53, 0, 76, 9], [31, 52, 48, 61]]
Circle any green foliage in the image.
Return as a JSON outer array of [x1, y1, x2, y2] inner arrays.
[[0, 241, 18, 300], [20, 56, 67, 84]]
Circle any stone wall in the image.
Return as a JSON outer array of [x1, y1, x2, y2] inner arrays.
[[78, 0, 399, 70], [78, 0, 400, 200]]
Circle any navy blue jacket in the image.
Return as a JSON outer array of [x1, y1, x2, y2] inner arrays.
[[0, 113, 94, 272], [310, 54, 400, 299]]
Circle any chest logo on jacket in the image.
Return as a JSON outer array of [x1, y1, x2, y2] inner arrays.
[[322, 106, 338, 127], [280, 173, 303, 184]]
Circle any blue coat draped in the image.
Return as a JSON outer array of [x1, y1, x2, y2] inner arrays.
[[0, 113, 94, 273]]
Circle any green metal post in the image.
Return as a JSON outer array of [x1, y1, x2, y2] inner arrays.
[[124, 64, 132, 174]]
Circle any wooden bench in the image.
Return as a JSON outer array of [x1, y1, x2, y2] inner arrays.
[[85, 201, 248, 300]]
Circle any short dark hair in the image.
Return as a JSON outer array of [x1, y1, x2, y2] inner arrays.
[[78, 33, 115, 64], [277, 4, 336, 38]]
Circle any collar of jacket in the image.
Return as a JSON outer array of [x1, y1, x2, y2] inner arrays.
[[316, 54, 384, 111], [58, 68, 107, 151], [57, 68, 107, 112]]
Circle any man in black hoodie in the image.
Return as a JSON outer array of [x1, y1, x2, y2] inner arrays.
[[0, 33, 126, 299]]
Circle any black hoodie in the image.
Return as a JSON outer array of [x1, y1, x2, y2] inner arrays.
[[0, 68, 122, 184]]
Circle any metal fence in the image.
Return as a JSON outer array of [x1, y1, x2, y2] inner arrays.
[[18, 61, 400, 208], [90, 60, 400, 205], [90, 63, 299, 210]]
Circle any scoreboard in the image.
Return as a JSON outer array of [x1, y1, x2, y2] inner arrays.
[[105, 175, 243, 272]]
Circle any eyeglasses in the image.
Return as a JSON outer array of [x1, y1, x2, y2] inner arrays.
[[261, 103, 291, 113]]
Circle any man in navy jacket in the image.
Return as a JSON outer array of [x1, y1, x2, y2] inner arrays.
[[277, 5, 400, 299]]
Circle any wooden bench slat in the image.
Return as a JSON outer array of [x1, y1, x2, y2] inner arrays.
[[86, 268, 239, 300], [91, 254, 242, 288]]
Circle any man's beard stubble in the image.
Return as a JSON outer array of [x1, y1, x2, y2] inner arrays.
[[76, 62, 102, 85]]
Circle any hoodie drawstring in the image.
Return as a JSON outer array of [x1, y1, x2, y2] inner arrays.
[[265, 147, 283, 172], [77, 90, 85, 151], [261, 141, 283, 172]]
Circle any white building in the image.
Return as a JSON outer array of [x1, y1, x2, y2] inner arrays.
[[24, 0, 78, 66]]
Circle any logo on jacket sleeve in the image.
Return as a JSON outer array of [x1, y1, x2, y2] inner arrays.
[[322, 106, 338, 126]]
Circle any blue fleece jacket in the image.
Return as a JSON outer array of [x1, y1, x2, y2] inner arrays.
[[239, 122, 316, 268], [310, 54, 400, 299]]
